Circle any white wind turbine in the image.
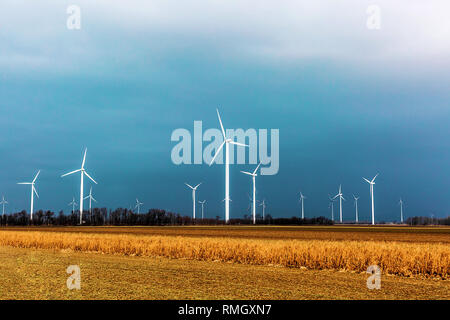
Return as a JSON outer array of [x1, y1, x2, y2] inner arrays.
[[61, 148, 97, 225], [353, 194, 360, 223], [68, 197, 77, 214], [363, 173, 378, 225], [299, 192, 306, 219], [333, 185, 345, 223], [198, 200, 206, 219], [0, 195, 8, 217], [185, 183, 201, 219], [399, 198, 404, 223], [135, 198, 143, 214], [241, 162, 261, 225], [17, 170, 40, 221], [84, 187, 97, 217], [259, 199, 266, 220], [210, 109, 248, 223], [328, 195, 335, 221]]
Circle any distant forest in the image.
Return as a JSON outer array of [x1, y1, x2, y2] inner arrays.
[[0, 208, 448, 226]]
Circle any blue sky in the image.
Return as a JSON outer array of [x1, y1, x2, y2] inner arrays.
[[0, 1, 449, 221]]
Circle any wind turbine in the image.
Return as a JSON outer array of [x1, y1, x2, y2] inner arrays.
[[353, 194, 360, 223], [84, 187, 97, 217], [210, 108, 248, 223], [259, 199, 266, 220], [198, 200, 206, 219], [241, 162, 261, 225], [135, 198, 143, 214], [68, 197, 77, 214], [399, 198, 404, 223], [299, 192, 306, 219], [328, 195, 335, 221], [185, 183, 201, 219], [61, 148, 97, 225], [363, 173, 378, 225], [17, 170, 40, 221], [333, 185, 345, 223], [0, 195, 8, 217]]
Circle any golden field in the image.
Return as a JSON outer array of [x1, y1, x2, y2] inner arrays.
[[0, 225, 449, 299], [0, 226, 449, 279]]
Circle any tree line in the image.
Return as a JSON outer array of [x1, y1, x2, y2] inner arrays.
[[0, 209, 447, 226]]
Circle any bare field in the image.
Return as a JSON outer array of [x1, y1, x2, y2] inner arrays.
[[0, 246, 449, 300], [0, 225, 449, 299]]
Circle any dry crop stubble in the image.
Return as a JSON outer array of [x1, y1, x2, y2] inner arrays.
[[0, 230, 448, 279]]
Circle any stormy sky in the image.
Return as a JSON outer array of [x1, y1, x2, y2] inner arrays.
[[0, 1, 449, 221]]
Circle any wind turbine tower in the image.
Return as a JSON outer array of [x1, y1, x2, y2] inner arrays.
[[353, 194, 360, 223], [241, 162, 261, 224], [68, 197, 77, 214], [333, 185, 345, 223], [61, 148, 97, 225], [185, 183, 201, 219], [198, 200, 206, 219], [135, 198, 143, 214], [399, 198, 404, 223], [299, 192, 306, 219], [84, 187, 97, 218], [363, 173, 379, 225], [210, 109, 248, 223], [17, 170, 40, 221]]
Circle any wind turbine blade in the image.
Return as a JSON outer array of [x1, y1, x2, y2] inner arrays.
[[240, 171, 253, 176], [209, 141, 225, 166], [332, 194, 339, 199], [82, 148, 87, 168], [252, 162, 261, 175], [61, 169, 81, 177], [33, 170, 41, 183], [216, 109, 226, 139], [372, 173, 379, 182], [83, 196, 89, 200], [194, 182, 202, 189], [341, 196, 346, 201], [185, 183, 194, 189], [92, 197, 97, 202], [17, 182, 32, 185], [83, 171, 97, 184], [33, 186, 39, 198], [229, 141, 248, 147], [363, 177, 371, 184]]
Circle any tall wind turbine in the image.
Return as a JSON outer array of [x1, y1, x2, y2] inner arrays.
[[328, 195, 335, 221], [259, 199, 266, 220], [61, 148, 97, 225], [185, 183, 201, 219], [0, 195, 8, 217], [363, 173, 378, 225], [17, 170, 40, 221], [241, 162, 261, 225], [68, 197, 77, 214], [210, 109, 248, 223], [353, 194, 360, 223], [299, 192, 306, 219], [198, 200, 206, 219], [333, 185, 345, 223], [84, 187, 97, 217], [135, 198, 143, 214], [399, 198, 404, 223]]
